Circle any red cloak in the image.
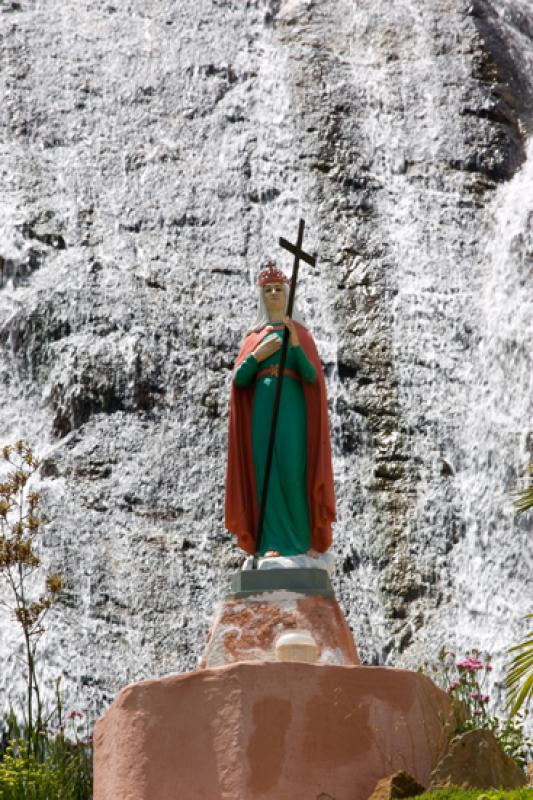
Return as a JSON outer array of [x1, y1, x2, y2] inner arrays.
[[224, 321, 336, 555]]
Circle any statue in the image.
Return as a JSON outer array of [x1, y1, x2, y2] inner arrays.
[[224, 260, 336, 560]]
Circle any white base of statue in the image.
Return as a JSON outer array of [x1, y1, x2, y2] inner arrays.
[[242, 550, 335, 575]]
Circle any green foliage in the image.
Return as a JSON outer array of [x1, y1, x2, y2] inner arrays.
[[512, 462, 533, 513], [506, 467, 533, 718], [506, 615, 533, 717], [0, 740, 56, 800], [423, 648, 532, 769], [404, 791, 533, 800], [0, 733, 92, 800], [0, 704, 92, 800]]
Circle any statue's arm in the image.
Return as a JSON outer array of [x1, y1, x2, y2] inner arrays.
[[293, 346, 317, 384], [233, 354, 259, 388]]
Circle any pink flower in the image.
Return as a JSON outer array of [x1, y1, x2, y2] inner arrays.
[[67, 710, 84, 720], [457, 657, 484, 672], [473, 709, 482, 716], [470, 692, 489, 702]]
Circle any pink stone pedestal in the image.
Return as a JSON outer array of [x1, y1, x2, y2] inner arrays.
[[202, 591, 360, 668], [94, 662, 452, 800]]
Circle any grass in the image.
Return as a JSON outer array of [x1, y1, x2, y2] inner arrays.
[[404, 790, 532, 800]]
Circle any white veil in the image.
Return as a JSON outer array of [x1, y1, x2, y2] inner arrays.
[[249, 283, 306, 332]]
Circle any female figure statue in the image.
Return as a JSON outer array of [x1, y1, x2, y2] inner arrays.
[[225, 262, 335, 558]]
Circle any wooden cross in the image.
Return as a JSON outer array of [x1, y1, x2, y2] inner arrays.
[[279, 219, 317, 286], [254, 218, 317, 565]]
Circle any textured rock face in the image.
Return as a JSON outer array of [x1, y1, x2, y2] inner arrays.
[[93, 662, 452, 800], [368, 771, 426, 800], [429, 728, 527, 789], [0, 0, 532, 718], [201, 591, 360, 668]]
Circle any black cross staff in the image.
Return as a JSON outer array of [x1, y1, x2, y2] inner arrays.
[[254, 218, 317, 567]]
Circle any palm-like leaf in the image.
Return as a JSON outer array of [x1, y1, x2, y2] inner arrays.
[[505, 468, 532, 715], [512, 463, 533, 512], [506, 616, 533, 716]]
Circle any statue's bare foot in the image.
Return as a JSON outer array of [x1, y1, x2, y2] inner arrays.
[[264, 550, 280, 558], [306, 548, 320, 559]]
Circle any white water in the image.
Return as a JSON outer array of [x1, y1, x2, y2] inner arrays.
[[390, 137, 533, 699]]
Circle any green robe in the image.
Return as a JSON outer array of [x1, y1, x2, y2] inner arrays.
[[233, 326, 317, 555]]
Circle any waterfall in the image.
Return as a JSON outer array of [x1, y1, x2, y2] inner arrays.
[[389, 136, 533, 701]]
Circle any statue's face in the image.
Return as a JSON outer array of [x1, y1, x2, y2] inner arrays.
[[263, 282, 286, 317]]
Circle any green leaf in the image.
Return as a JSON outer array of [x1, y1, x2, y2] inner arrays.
[[506, 618, 533, 716]]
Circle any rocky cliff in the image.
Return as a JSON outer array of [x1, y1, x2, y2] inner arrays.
[[1, 0, 531, 718]]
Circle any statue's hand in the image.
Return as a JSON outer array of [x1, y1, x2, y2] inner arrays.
[[252, 330, 281, 363], [283, 317, 299, 347]]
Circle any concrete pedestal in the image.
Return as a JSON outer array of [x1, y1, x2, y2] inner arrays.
[[201, 567, 359, 669], [202, 590, 359, 668], [93, 662, 453, 800]]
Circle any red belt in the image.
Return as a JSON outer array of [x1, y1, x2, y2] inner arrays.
[[257, 365, 301, 383]]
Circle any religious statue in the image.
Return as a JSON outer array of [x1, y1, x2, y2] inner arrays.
[[224, 260, 336, 560]]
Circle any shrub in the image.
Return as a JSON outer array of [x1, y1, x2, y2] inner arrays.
[[0, 441, 63, 753], [0, 441, 93, 798], [0, 731, 92, 800], [423, 647, 532, 769]]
